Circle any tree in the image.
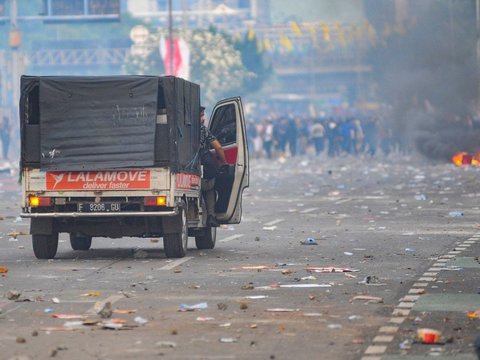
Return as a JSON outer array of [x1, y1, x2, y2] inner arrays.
[[234, 33, 272, 94], [123, 28, 252, 107]]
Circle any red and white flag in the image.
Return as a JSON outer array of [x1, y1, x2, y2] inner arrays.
[[159, 36, 190, 79]]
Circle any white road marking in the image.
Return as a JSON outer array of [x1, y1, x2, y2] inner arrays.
[[158, 256, 194, 270], [219, 234, 244, 243], [263, 219, 284, 226], [300, 207, 319, 214]]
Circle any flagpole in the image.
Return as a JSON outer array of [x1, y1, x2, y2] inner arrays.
[[168, 0, 173, 75]]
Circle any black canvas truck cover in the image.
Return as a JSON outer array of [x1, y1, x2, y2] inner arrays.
[[20, 75, 201, 173]]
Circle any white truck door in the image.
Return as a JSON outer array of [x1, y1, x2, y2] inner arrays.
[[208, 97, 249, 224]]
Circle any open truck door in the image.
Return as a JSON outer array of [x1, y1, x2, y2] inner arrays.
[[208, 97, 249, 224]]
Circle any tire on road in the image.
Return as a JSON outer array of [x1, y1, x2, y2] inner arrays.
[[195, 226, 216, 249], [163, 202, 188, 258], [70, 233, 92, 251], [32, 233, 59, 259]]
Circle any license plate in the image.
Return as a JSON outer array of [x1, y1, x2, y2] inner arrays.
[[78, 202, 121, 213]]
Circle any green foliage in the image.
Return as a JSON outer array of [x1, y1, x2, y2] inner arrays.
[[234, 33, 272, 94], [124, 28, 252, 107]]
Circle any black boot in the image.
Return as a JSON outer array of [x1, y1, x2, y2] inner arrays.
[[207, 215, 219, 227]]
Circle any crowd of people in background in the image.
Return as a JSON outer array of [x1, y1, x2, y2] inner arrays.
[[246, 111, 404, 160]]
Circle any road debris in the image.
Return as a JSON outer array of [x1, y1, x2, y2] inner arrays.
[[80, 291, 101, 297], [351, 295, 384, 303], [357, 275, 385, 285], [300, 238, 317, 245], [52, 314, 85, 319], [219, 337, 238, 343], [95, 301, 113, 318], [305, 266, 359, 273], [0, 266, 9, 274], [417, 328, 442, 344], [265, 308, 300, 312], [179, 302, 208, 311], [6, 290, 21, 300]]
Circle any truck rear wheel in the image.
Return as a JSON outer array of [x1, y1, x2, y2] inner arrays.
[[70, 233, 92, 251], [195, 226, 216, 249], [163, 203, 188, 258], [32, 233, 59, 259]]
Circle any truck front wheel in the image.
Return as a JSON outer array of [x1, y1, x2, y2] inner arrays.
[[163, 203, 188, 258], [32, 233, 59, 259], [70, 233, 92, 251]]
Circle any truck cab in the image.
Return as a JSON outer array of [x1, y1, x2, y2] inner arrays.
[[19, 75, 249, 259]]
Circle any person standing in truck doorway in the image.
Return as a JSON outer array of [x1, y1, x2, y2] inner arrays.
[[0, 112, 11, 161], [199, 106, 227, 227]]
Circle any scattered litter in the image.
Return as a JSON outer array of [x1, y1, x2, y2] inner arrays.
[[300, 276, 317, 281], [303, 313, 323, 317], [343, 252, 353, 256], [415, 194, 427, 200], [101, 322, 124, 330], [305, 266, 359, 273], [134, 316, 148, 325], [80, 291, 101, 297], [265, 308, 300, 312], [156, 341, 177, 348], [351, 295, 384, 303], [279, 284, 331, 288], [52, 314, 85, 319], [348, 315, 363, 321], [63, 321, 86, 329], [262, 226, 277, 231], [281, 269, 292, 275], [52, 297, 60, 304], [404, 248, 415, 252], [238, 265, 276, 270], [448, 211, 464, 217], [179, 302, 208, 311], [95, 301, 113, 318], [219, 322, 231, 328], [196, 316, 215, 321], [300, 238, 317, 245], [16, 336, 26, 343], [417, 328, 442, 344], [6, 290, 21, 300], [114, 309, 137, 314], [358, 275, 384, 285], [241, 284, 255, 290], [327, 323, 342, 329], [244, 295, 268, 299], [219, 337, 237, 343], [399, 339, 411, 350], [217, 303, 228, 310], [44, 308, 54, 313], [0, 266, 8, 274]]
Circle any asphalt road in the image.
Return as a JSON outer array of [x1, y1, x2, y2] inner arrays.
[[0, 155, 479, 360]]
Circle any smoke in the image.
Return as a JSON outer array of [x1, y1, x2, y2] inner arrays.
[[369, 0, 479, 161]]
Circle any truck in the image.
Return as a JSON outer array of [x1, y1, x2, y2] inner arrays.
[[19, 75, 249, 259]]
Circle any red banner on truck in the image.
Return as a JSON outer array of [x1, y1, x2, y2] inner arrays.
[[46, 170, 151, 191]]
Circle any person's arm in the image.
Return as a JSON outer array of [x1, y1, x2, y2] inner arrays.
[[210, 139, 227, 165]]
